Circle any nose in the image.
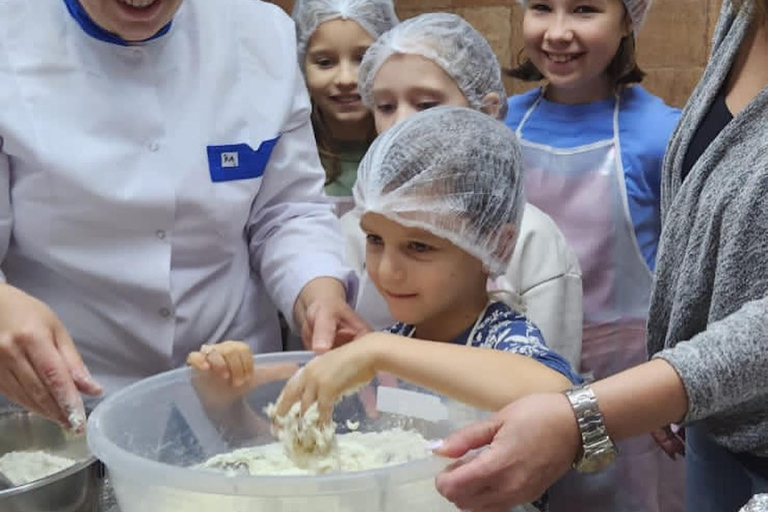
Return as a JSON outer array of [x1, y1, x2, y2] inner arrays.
[[392, 104, 417, 127], [376, 248, 406, 286], [544, 13, 574, 44], [335, 59, 358, 89]]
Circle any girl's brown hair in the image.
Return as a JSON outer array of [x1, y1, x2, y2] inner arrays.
[[310, 103, 376, 186], [507, 33, 645, 91]]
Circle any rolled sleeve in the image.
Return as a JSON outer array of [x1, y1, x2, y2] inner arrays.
[[653, 297, 768, 424]]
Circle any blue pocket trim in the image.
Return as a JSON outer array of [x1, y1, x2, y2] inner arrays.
[[207, 136, 281, 183]]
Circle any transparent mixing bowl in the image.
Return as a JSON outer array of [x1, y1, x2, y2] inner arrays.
[[87, 351, 488, 512]]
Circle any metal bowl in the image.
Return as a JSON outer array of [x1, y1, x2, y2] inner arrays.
[[0, 408, 102, 512]]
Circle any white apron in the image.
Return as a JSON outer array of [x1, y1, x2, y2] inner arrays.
[[516, 92, 684, 512]]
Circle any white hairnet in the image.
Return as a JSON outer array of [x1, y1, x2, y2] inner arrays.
[[516, 0, 653, 31], [359, 13, 508, 120], [292, 0, 399, 67], [354, 106, 526, 276]]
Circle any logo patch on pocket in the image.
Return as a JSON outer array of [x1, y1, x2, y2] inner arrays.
[[207, 136, 281, 182]]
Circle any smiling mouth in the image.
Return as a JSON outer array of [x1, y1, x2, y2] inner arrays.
[[117, 0, 159, 9], [331, 94, 362, 105], [545, 52, 583, 64], [385, 291, 418, 299]]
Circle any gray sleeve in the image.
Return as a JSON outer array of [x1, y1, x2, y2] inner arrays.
[[654, 297, 768, 423], [0, 147, 9, 282]]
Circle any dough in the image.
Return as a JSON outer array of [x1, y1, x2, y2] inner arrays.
[[0, 450, 78, 486], [264, 402, 336, 466], [203, 427, 431, 476]]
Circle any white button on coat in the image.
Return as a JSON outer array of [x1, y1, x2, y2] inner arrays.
[[0, 0, 354, 395]]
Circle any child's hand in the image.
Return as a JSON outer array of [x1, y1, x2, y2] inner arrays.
[[187, 341, 254, 387], [273, 334, 382, 423]]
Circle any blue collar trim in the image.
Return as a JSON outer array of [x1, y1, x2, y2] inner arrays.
[[63, 0, 172, 46]]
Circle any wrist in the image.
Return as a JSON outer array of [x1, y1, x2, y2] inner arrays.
[[564, 384, 617, 473]]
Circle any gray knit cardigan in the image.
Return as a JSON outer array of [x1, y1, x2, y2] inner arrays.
[[649, 0, 768, 456]]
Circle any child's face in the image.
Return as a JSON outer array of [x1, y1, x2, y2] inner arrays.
[[523, 0, 630, 103], [361, 212, 489, 341], [370, 54, 470, 134], [304, 19, 374, 128]]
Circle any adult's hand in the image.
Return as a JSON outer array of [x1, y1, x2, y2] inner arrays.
[[0, 284, 102, 430], [651, 425, 686, 460], [434, 393, 581, 512], [293, 277, 370, 353]]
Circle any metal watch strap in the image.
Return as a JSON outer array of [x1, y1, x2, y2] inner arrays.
[[565, 384, 616, 473]]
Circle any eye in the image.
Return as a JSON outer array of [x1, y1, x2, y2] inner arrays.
[[528, 3, 551, 12], [407, 241, 434, 253], [376, 103, 395, 114], [416, 101, 441, 111], [314, 57, 335, 69], [366, 234, 384, 246], [574, 4, 600, 14]]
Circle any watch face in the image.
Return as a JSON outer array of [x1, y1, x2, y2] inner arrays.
[[576, 447, 616, 473]]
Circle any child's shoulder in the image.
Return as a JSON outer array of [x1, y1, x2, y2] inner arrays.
[[620, 86, 682, 148], [504, 87, 542, 131], [473, 302, 547, 353]]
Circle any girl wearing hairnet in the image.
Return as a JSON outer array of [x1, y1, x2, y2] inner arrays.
[[504, 0, 683, 511], [0, 0, 365, 429], [291, 0, 398, 215], [194, 110, 582, 511], [344, 12, 583, 373]]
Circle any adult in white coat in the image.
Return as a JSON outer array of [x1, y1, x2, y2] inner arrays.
[[0, 0, 364, 430]]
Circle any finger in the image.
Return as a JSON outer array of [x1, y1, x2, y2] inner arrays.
[[24, 331, 85, 427], [275, 374, 302, 417], [309, 310, 336, 353], [300, 379, 318, 416], [222, 349, 248, 387], [337, 308, 370, 338], [52, 323, 102, 396], [186, 351, 210, 371], [6, 360, 67, 425], [205, 348, 230, 381], [436, 447, 509, 505], [434, 417, 501, 458]]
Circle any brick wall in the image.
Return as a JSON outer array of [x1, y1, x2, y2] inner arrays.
[[270, 0, 724, 107]]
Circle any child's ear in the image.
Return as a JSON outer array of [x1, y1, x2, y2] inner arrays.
[[622, 13, 633, 37], [480, 93, 503, 119]]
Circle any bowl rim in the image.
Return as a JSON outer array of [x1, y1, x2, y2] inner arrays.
[[88, 351, 453, 496], [0, 409, 99, 498]]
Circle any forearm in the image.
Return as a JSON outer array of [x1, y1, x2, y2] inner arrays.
[[369, 333, 572, 411], [591, 358, 688, 441]]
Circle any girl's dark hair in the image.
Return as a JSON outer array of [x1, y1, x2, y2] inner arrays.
[[507, 34, 646, 91], [310, 102, 376, 185]]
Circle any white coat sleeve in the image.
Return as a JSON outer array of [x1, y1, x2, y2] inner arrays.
[[0, 148, 9, 282], [246, 67, 356, 328], [501, 205, 583, 369]]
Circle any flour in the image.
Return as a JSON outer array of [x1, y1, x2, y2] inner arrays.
[[0, 450, 78, 486], [203, 428, 432, 476]]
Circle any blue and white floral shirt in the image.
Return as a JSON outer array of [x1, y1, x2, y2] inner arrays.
[[386, 301, 582, 385]]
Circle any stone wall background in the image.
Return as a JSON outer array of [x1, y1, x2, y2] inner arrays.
[[270, 0, 724, 107]]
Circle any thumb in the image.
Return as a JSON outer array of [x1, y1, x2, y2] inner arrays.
[[54, 324, 102, 396], [311, 312, 336, 353], [434, 417, 502, 458]]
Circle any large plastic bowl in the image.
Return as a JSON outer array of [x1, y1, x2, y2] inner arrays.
[[87, 351, 487, 512]]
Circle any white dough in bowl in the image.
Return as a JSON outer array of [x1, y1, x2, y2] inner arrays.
[[0, 450, 78, 486], [203, 427, 432, 476]]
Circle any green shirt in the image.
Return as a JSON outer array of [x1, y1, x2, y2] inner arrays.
[[322, 141, 369, 197]]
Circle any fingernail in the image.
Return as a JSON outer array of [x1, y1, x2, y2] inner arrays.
[[427, 439, 444, 451]]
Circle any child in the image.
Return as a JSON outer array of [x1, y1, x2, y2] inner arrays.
[[506, 1, 683, 511], [189, 106, 581, 424], [292, 0, 398, 215], [347, 13, 583, 369]]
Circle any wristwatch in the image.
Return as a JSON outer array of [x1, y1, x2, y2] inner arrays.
[[564, 384, 617, 473]]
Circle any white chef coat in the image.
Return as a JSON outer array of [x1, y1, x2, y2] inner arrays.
[[342, 204, 583, 368], [0, 0, 354, 396]]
